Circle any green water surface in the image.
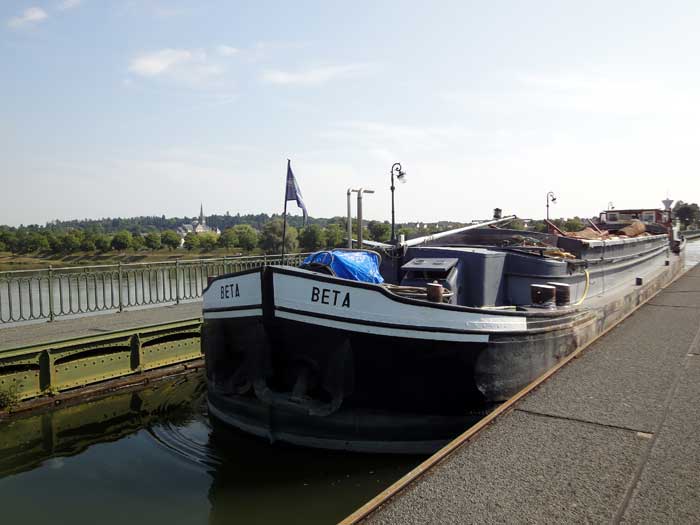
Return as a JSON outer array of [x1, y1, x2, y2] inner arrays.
[[0, 373, 422, 525]]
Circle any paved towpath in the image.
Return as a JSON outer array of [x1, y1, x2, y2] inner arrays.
[[0, 302, 202, 351], [361, 264, 700, 524]]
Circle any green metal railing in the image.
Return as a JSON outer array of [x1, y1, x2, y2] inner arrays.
[[0, 253, 309, 325]]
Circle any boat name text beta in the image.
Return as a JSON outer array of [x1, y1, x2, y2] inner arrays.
[[311, 286, 350, 308], [220, 283, 240, 300]]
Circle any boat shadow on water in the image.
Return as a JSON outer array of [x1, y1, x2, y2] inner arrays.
[[0, 372, 427, 524]]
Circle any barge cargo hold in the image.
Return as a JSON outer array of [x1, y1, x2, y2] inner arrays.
[[203, 219, 685, 453]]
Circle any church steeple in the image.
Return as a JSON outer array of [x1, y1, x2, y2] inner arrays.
[[199, 203, 205, 225]]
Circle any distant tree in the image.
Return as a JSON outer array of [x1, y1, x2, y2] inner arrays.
[[161, 230, 181, 250], [673, 201, 700, 229], [80, 235, 96, 252], [563, 217, 585, 232], [198, 232, 218, 251], [111, 230, 133, 251], [47, 232, 61, 252], [60, 231, 83, 253], [218, 228, 239, 250], [0, 230, 14, 252], [30, 231, 50, 252], [529, 220, 548, 233], [131, 235, 145, 251], [299, 224, 326, 252], [397, 226, 417, 240], [183, 232, 200, 251], [368, 221, 391, 243], [10, 230, 45, 254], [145, 232, 162, 250], [261, 219, 298, 253], [508, 219, 526, 231], [324, 224, 344, 248], [548, 218, 566, 232], [232, 224, 258, 251], [95, 235, 112, 252]]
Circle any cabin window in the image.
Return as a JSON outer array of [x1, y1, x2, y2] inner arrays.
[[607, 212, 619, 221], [642, 211, 655, 222]]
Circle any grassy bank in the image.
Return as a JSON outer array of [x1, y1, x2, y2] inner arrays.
[[0, 248, 252, 271]]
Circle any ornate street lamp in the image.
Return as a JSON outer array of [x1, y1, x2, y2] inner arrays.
[[390, 162, 407, 242], [546, 191, 557, 221]]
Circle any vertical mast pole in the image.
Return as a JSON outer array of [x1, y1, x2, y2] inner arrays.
[[281, 160, 290, 264], [347, 188, 353, 249]]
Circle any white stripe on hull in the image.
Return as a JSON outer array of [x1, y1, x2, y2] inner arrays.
[[276, 310, 489, 342], [273, 270, 528, 333], [204, 308, 263, 319], [203, 271, 262, 310]]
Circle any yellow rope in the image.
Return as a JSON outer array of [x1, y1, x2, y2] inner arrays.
[[572, 269, 590, 306]]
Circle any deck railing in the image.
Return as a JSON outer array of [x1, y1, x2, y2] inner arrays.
[[0, 253, 310, 325]]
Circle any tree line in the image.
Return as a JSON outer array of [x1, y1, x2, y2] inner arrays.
[[0, 215, 452, 256], [34, 212, 338, 235], [1, 204, 697, 257], [0, 218, 371, 256]]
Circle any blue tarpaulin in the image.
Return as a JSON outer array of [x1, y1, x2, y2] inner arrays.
[[302, 250, 384, 284]]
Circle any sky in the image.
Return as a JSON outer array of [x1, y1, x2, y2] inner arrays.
[[1, 0, 699, 227]]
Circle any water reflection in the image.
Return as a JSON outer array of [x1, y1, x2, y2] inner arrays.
[[205, 420, 419, 524], [0, 374, 205, 478], [0, 372, 423, 525]]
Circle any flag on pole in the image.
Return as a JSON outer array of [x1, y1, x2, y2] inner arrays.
[[285, 159, 308, 225]]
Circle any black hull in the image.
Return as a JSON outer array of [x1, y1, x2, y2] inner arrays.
[[203, 241, 684, 453], [204, 308, 594, 453]]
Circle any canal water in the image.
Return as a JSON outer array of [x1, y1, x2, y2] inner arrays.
[[0, 372, 422, 525]]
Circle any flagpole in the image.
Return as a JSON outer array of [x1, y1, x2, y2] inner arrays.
[[281, 159, 290, 264]]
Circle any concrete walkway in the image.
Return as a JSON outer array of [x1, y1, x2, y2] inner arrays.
[[363, 265, 700, 524], [0, 302, 202, 351]]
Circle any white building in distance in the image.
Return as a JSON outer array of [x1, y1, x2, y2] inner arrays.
[[177, 204, 221, 238]]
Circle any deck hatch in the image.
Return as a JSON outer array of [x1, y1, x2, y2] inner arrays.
[[401, 258, 459, 272]]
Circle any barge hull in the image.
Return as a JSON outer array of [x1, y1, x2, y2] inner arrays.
[[203, 241, 685, 453]]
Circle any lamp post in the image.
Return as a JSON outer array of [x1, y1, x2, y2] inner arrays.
[[546, 191, 557, 221], [390, 162, 407, 243]]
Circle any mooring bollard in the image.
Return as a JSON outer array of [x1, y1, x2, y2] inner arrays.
[[427, 281, 444, 303]]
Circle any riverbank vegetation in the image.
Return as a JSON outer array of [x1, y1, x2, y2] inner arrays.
[[1, 203, 697, 271]]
